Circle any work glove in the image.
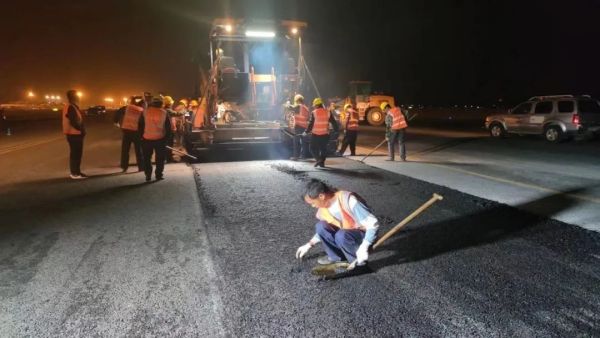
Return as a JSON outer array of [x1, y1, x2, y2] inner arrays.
[[356, 241, 370, 264], [295, 243, 312, 259], [302, 132, 308, 137]]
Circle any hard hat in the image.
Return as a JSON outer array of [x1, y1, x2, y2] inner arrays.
[[380, 102, 391, 111], [151, 96, 164, 107], [312, 97, 323, 107], [190, 100, 199, 107], [163, 96, 174, 106], [179, 98, 188, 105], [294, 94, 304, 103], [344, 103, 352, 110]]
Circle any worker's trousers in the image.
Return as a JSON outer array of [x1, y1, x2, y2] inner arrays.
[[315, 221, 364, 262], [310, 134, 330, 165], [142, 138, 166, 179], [292, 126, 307, 158], [121, 130, 143, 171], [388, 129, 406, 160], [66, 134, 84, 175], [339, 130, 357, 156]]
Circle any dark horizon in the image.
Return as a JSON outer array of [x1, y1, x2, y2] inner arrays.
[[2, 0, 599, 106]]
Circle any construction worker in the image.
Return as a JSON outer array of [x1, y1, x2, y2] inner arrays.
[[117, 96, 145, 172], [62, 89, 87, 179], [143, 92, 153, 109], [173, 99, 187, 142], [382, 102, 408, 161], [338, 103, 359, 156], [290, 94, 309, 160], [139, 96, 172, 182], [163, 96, 178, 163], [305, 97, 339, 168], [295, 179, 379, 268]]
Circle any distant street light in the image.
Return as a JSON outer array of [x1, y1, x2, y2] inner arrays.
[[104, 97, 114, 103], [45, 95, 50, 100], [27, 91, 35, 98], [76, 91, 83, 98]]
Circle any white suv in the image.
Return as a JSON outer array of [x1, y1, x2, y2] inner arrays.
[[485, 95, 600, 142]]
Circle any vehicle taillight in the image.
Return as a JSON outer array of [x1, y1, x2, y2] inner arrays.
[[572, 114, 580, 125]]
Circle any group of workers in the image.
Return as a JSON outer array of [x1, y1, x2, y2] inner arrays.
[[287, 95, 409, 270], [62, 89, 201, 181], [61, 87, 409, 271], [288, 94, 409, 167]]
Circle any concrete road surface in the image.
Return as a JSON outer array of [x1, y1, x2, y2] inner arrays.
[[1, 119, 599, 336], [350, 125, 600, 230]]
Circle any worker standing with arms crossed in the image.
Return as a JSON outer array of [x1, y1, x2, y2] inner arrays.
[[338, 103, 359, 156], [382, 102, 408, 161], [305, 98, 339, 168], [290, 94, 310, 160], [139, 97, 172, 182], [116, 96, 144, 172], [63, 89, 87, 179], [295, 179, 379, 269]]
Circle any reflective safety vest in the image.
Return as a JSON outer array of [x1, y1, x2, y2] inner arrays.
[[294, 104, 309, 128], [62, 103, 82, 135], [143, 107, 167, 140], [346, 108, 359, 131], [121, 104, 144, 131], [389, 107, 408, 130], [316, 191, 363, 230], [311, 107, 330, 135]]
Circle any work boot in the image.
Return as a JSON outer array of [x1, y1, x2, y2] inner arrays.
[[317, 256, 346, 265], [289, 157, 298, 161], [145, 176, 151, 182]]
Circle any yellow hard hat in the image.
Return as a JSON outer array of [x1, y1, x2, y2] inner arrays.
[[344, 103, 352, 110], [190, 99, 199, 107], [179, 98, 188, 105], [294, 94, 304, 104], [380, 102, 391, 111], [163, 96, 174, 106], [312, 97, 323, 107]]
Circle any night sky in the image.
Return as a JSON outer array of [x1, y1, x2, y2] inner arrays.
[[2, 0, 599, 106]]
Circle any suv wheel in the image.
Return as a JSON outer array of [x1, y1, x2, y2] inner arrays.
[[544, 126, 563, 143], [489, 123, 506, 138]]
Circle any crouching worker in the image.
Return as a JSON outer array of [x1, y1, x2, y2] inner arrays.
[[295, 179, 379, 267]]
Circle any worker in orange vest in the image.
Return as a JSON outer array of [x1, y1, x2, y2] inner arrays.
[[62, 89, 87, 179], [338, 103, 359, 156], [304, 97, 339, 168], [290, 93, 310, 160], [382, 102, 408, 161], [139, 96, 172, 182], [296, 179, 379, 268], [115, 96, 145, 172]]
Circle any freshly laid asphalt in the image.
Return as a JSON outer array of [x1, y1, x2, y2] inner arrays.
[[193, 158, 600, 336]]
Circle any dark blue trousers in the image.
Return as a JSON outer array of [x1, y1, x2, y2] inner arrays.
[[316, 221, 365, 262]]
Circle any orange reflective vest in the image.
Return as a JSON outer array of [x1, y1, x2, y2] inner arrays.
[[294, 104, 309, 128], [121, 104, 144, 131], [316, 191, 362, 230], [143, 107, 167, 140], [311, 107, 330, 135], [389, 107, 408, 130], [62, 104, 82, 135], [346, 108, 359, 131]]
